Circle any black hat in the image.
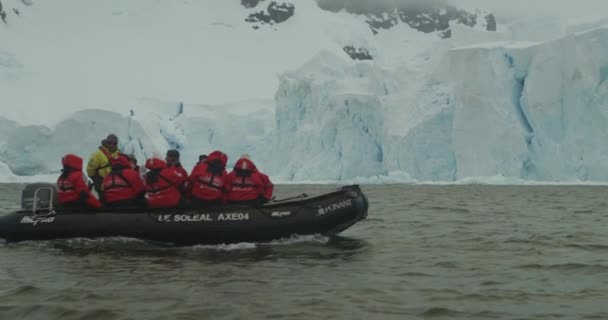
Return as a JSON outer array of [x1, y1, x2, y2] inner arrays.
[[106, 134, 118, 144], [166, 149, 180, 159]]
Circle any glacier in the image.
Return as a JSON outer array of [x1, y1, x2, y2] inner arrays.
[[261, 26, 608, 182], [260, 51, 389, 180], [0, 99, 274, 178]]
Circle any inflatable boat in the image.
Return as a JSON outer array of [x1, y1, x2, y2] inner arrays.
[[0, 184, 368, 245]]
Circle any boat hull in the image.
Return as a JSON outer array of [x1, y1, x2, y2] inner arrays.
[[0, 185, 368, 245]]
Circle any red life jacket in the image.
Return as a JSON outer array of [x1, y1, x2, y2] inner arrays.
[[98, 146, 113, 171], [189, 151, 228, 201], [170, 164, 188, 179], [257, 172, 273, 201], [145, 158, 186, 208], [57, 154, 101, 208], [191, 164, 227, 201], [102, 156, 145, 204], [226, 158, 265, 202]]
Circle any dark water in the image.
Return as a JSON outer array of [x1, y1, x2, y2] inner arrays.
[[1, 184, 608, 319]]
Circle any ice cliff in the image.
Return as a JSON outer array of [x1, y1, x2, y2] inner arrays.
[[265, 26, 608, 181]]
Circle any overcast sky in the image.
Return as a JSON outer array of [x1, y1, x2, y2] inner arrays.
[[317, 0, 608, 20], [451, 0, 608, 19], [317, 0, 445, 14]]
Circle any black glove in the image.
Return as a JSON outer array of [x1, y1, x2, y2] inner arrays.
[[257, 196, 268, 206], [91, 174, 103, 191], [79, 190, 90, 202]]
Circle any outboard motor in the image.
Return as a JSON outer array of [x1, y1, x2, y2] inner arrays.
[[21, 183, 58, 212]]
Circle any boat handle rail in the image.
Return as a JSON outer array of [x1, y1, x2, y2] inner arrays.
[[31, 187, 56, 218], [269, 193, 308, 203]]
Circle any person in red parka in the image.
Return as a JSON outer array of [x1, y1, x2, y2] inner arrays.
[[166, 149, 189, 178], [144, 157, 187, 208], [57, 154, 102, 209], [101, 154, 146, 207], [236, 154, 273, 202], [225, 156, 266, 206], [257, 171, 274, 203], [189, 150, 228, 207]]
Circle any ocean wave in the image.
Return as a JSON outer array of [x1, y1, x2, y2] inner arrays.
[[419, 307, 512, 318], [397, 271, 434, 277], [0, 285, 42, 298], [564, 243, 608, 251], [0, 303, 120, 320], [427, 206, 472, 214], [419, 307, 463, 317], [519, 263, 608, 272]]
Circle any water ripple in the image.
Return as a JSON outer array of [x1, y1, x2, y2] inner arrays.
[[519, 263, 608, 272], [0, 184, 607, 319]]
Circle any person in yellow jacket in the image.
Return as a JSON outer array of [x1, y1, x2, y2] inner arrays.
[[87, 134, 120, 195]]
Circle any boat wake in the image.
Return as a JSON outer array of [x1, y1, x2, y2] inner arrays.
[[0, 234, 333, 252], [190, 234, 331, 251]]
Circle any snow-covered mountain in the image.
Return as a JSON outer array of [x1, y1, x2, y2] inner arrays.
[[1, 0, 607, 183]]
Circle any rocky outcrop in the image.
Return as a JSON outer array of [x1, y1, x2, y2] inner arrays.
[[343, 46, 373, 60], [317, 1, 496, 38], [241, 0, 264, 9], [0, 0, 7, 24], [485, 13, 497, 31], [375, 5, 495, 38], [0, 0, 33, 24], [245, 1, 295, 29], [366, 13, 400, 35]]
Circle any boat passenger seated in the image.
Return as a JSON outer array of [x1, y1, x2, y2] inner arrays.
[[86, 134, 120, 197], [237, 154, 273, 203], [57, 154, 102, 209], [165, 149, 189, 178], [125, 153, 139, 170], [256, 169, 273, 203], [225, 156, 266, 206], [101, 154, 146, 208], [144, 157, 187, 208], [189, 150, 228, 207], [196, 154, 208, 165]]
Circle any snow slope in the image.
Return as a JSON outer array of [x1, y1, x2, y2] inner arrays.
[[1, 0, 607, 183], [0, 0, 351, 124]]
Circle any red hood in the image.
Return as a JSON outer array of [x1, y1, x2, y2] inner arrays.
[[61, 154, 83, 170], [233, 158, 257, 171], [145, 158, 166, 170], [111, 154, 131, 168], [207, 150, 228, 168]]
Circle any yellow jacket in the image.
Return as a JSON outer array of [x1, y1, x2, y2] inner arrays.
[[86, 147, 119, 178]]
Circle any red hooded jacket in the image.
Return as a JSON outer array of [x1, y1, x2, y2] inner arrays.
[[171, 164, 189, 180], [189, 151, 228, 202], [144, 158, 187, 208], [257, 172, 274, 201], [57, 154, 101, 208], [225, 158, 265, 202], [102, 154, 146, 204]]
